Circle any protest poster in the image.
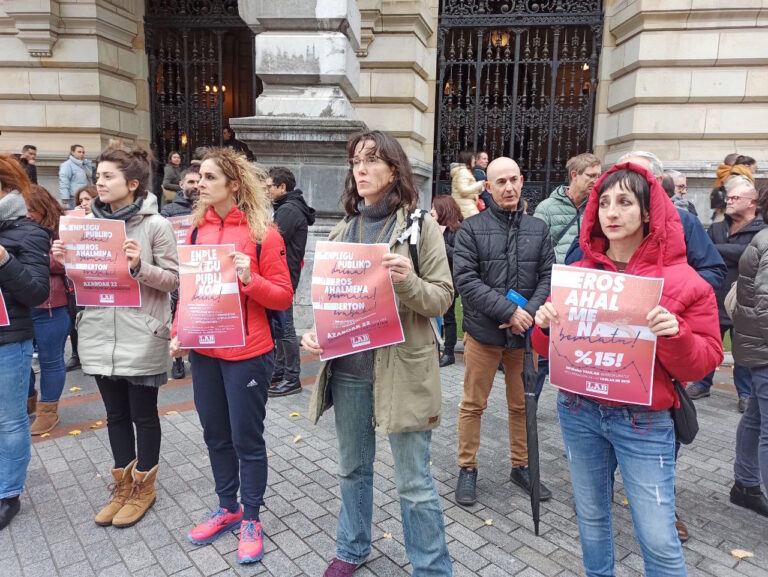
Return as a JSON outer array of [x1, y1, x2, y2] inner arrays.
[[65, 208, 87, 217], [548, 264, 664, 405], [312, 241, 404, 361], [168, 215, 194, 245], [0, 289, 9, 326], [177, 244, 245, 349], [59, 216, 141, 307]]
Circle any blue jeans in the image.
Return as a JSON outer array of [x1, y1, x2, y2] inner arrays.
[[694, 326, 751, 398], [734, 365, 768, 489], [30, 306, 71, 403], [0, 339, 34, 498], [330, 370, 452, 576], [557, 392, 685, 577]]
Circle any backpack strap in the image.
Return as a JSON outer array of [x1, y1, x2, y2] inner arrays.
[[408, 208, 426, 277]]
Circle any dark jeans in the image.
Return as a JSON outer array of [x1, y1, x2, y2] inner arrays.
[[95, 376, 161, 471], [734, 365, 768, 489], [273, 304, 300, 382], [190, 350, 274, 520], [694, 326, 751, 398], [68, 303, 83, 358], [442, 296, 457, 355], [30, 306, 71, 403]]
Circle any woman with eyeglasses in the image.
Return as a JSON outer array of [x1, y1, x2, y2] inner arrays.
[[301, 130, 454, 577]]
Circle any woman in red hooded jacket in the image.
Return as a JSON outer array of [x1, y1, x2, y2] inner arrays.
[[532, 164, 722, 577], [169, 148, 293, 565]]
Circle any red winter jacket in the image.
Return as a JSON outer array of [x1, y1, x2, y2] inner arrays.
[[172, 205, 294, 361], [532, 163, 723, 411]]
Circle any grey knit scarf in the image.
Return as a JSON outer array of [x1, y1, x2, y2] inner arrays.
[[91, 196, 143, 222], [0, 191, 28, 221]]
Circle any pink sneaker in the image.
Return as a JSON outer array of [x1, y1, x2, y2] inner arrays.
[[188, 507, 242, 545], [238, 520, 264, 564]]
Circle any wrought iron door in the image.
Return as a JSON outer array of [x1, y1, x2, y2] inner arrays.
[[435, 0, 603, 211], [145, 0, 248, 168]]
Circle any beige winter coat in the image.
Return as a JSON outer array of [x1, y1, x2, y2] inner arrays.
[[308, 207, 454, 434], [77, 195, 179, 378], [450, 164, 483, 219]]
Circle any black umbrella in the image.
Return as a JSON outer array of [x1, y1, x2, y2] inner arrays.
[[521, 331, 541, 535]]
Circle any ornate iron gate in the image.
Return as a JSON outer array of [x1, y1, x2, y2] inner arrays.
[[435, 0, 604, 211], [145, 0, 248, 169]]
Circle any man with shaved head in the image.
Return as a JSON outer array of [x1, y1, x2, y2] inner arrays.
[[452, 157, 555, 506]]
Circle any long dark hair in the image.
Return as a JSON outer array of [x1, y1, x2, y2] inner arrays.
[[458, 150, 474, 170], [432, 195, 463, 232], [342, 131, 419, 216], [27, 185, 63, 231]]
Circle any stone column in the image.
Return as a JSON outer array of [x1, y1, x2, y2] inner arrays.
[[231, 0, 366, 331]]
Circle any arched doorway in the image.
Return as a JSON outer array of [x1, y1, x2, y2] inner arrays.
[[434, 0, 604, 212], [144, 0, 256, 173]]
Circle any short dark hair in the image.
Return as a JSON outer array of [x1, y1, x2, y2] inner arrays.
[[168, 150, 181, 163], [96, 144, 153, 200], [735, 155, 756, 168], [268, 167, 296, 192], [70, 144, 84, 153], [223, 126, 234, 136], [661, 174, 675, 198], [597, 168, 651, 219], [22, 145, 36, 153], [343, 130, 419, 217], [180, 168, 200, 181], [458, 150, 474, 170]]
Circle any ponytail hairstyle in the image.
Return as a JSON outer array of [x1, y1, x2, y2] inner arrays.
[[95, 144, 153, 200], [194, 147, 272, 243]]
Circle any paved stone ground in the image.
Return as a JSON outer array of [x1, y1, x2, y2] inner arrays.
[[8, 354, 768, 576]]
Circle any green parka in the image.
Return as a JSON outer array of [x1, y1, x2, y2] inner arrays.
[[532, 184, 584, 264]]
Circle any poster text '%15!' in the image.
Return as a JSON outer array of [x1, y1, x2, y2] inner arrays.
[[574, 350, 624, 368]]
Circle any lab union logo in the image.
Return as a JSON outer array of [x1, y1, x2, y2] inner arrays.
[[351, 334, 371, 348], [585, 381, 609, 395], [199, 335, 216, 345], [99, 294, 115, 304]]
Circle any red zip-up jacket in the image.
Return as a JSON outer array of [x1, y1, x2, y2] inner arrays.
[[172, 205, 294, 361], [532, 163, 723, 411]]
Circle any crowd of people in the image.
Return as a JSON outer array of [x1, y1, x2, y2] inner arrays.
[[0, 131, 765, 577]]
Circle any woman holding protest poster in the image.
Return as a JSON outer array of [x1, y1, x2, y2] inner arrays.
[[301, 131, 454, 577], [0, 154, 50, 531], [532, 163, 722, 576], [168, 148, 292, 565], [53, 144, 179, 529]]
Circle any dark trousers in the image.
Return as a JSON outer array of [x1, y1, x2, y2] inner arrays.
[[443, 297, 457, 355], [273, 304, 300, 382], [95, 376, 161, 471], [695, 325, 752, 398], [190, 350, 274, 520]]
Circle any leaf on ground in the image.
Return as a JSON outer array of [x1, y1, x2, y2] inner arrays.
[[69, 386, 81, 392], [88, 422, 102, 429], [267, 451, 273, 458], [166, 410, 178, 415], [622, 498, 628, 506], [383, 533, 392, 539], [68, 429, 81, 435], [732, 549, 754, 561], [289, 412, 300, 418], [485, 518, 493, 526], [293, 434, 302, 444], [429, 461, 432, 467], [40, 433, 50, 438]]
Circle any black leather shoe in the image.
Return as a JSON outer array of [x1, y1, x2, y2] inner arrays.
[[268, 379, 302, 397], [0, 496, 20, 531], [171, 357, 185, 380], [65, 355, 80, 372], [730, 481, 768, 517], [270, 372, 284, 386], [455, 467, 477, 506], [510, 466, 552, 501], [439, 354, 455, 368]]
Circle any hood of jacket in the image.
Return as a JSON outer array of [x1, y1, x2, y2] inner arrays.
[[579, 162, 687, 275], [450, 163, 468, 177], [274, 189, 316, 226]]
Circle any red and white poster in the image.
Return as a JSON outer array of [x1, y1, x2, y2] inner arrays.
[[0, 289, 9, 326], [312, 241, 404, 361], [65, 208, 87, 217], [168, 215, 194, 245], [548, 264, 664, 406], [177, 244, 245, 349], [59, 216, 142, 307]]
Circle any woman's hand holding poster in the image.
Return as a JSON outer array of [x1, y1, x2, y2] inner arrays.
[[59, 216, 141, 307], [177, 244, 245, 348], [312, 241, 404, 361], [548, 264, 664, 405]]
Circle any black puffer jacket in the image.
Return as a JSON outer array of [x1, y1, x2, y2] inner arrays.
[[709, 215, 766, 326], [160, 190, 194, 217], [733, 228, 768, 367], [273, 189, 316, 290], [443, 228, 457, 277], [454, 196, 554, 348], [0, 217, 50, 344]]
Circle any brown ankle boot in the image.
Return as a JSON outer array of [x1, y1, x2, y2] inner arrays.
[[27, 394, 37, 417], [112, 464, 158, 528], [30, 401, 59, 435], [94, 460, 136, 526]]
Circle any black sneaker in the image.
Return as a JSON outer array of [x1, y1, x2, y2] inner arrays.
[[171, 357, 185, 379], [65, 355, 80, 372], [270, 373, 284, 387], [0, 496, 20, 531], [455, 467, 478, 506], [439, 354, 455, 368], [730, 481, 768, 517], [510, 466, 552, 502], [268, 379, 302, 398]]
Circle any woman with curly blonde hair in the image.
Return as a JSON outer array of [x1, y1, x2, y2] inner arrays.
[[169, 148, 293, 564]]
